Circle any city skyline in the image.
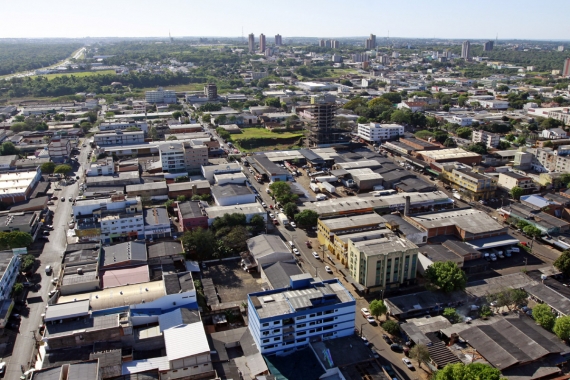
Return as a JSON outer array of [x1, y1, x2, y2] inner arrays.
[[0, 0, 569, 40]]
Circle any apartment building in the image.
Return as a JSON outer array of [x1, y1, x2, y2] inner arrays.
[[347, 237, 418, 290], [357, 123, 404, 143], [497, 172, 536, 192], [85, 157, 115, 176], [48, 138, 71, 163], [248, 274, 355, 355], [159, 142, 208, 175], [98, 121, 148, 134], [317, 213, 386, 250], [93, 130, 145, 146], [440, 162, 496, 201], [472, 130, 500, 148], [145, 87, 177, 104], [0, 251, 20, 302]]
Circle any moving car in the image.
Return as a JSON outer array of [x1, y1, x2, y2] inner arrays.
[[45, 265, 52, 274], [305, 241, 312, 248], [292, 248, 300, 256], [390, 343, 404, 352], [325, 266, 332, 274], [312, 251, 320, 260], [402, 358, 414, 369], [68, 197, 73, 202]]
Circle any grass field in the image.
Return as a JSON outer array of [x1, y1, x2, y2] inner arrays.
[[36, 69, 116, 80], [231, 127, 305, 152]]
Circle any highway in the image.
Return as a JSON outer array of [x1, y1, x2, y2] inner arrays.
[[1, 47, 86, 81], [4, 141, 90, 380]]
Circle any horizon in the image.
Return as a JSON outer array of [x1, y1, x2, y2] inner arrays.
[[0, 0, 568, 40]]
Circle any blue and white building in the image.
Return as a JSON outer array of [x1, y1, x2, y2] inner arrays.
[[0, 251, 21, 301], [248, 274, 355, 355]]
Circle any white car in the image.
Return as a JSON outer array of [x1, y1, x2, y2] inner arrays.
[[366, 316, 376, 324], [402, 358, 414, 369], [290, 222, 296, 228], [312, 251, 320, 260], [261, 202, 267, 208], [0, 362, 5, 375], [269, 213, 275, 219], [361, 308, 371, 317], [325, 266, 332, 273], [292, 248, 300, 256]]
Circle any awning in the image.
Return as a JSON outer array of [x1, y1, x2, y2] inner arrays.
[[338, 267, 366, 292], [465, 235, 520, 250]]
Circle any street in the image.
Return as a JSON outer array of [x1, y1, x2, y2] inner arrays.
[[4, 141, 90, 380]]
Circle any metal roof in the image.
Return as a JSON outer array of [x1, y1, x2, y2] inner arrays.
[[164, 322, 210, 361], [44, 300, 90, 322], [122, 356, 170, 375]]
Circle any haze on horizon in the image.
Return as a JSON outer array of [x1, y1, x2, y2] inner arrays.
[[0, 0, 568, 41]]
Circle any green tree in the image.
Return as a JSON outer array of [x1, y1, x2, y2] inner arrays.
[[560, 173, 570, 186], [443, 137, 456, 147], [283, 202, 299, 220], [498, 140, 511, 150], [294, 210, 319, 228], [265, 97, 281, 108], [181, 228, 216, 261], [40, 162, 56, 174], [12, 283, 24, 296], [177, 195, 186, 202], [249, 214, 265, 231], [54, 164, 72, 175], [2, 231, 33, 249], [505, 133, 516, 142], [533, 303, 556, 330], [434, 363, 502, 380], [443, 307, 460, 324], [425, 261, 467, 293], [465, 142, 487, 155], [542, 140, 554, 148], [409, 344, 430, 369], [167, 135, 178, 140], [381, 320, 400, 335], [172, 111, 182, 119], [455, 127, 472, 139], [554, 251, 570, 276], [480, 305, 493, 319], [369, 299, 387, 320], [19, 254, 35, 272], [221, 225, 249, 254], [509, 186, 524, 200], [381, 92, 402, 104], [553, 316, 570, 341], [390, 109, 411, 124], [523, 225, 542, 238], [0, 141, 19, 156]]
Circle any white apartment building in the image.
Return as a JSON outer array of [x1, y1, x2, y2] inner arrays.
[[0, 251, 21, 302], [48, 139, 71, 163], [98, 121, 148, 134], [541, 128, 568, 140], [145, 87, 177, 104], [86, 157, 115, 176], [93, 130, 145, 146], [160, 143, 187, 174], [478, 100, 509, 110], [472, 130, 500, 148], [100, 213, 144, 243], [357, 122, 404, 143], [451, 115, 473, 126]]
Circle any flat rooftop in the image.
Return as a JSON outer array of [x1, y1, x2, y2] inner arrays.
[[45, 314, 120, 339], [0, 169, 38, 194], [206, 204, 264, 219], [101, 265, 150, 289], [420, 148, 481, 160], [320, 213, 386, 232], [211, 183, 253, 198], [352, 237, 418, 257], [409, 209, 505, 235]]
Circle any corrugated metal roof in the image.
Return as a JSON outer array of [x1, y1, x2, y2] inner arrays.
[[45, 300, 90, 322], [164, 322, 210, 361], [121, 356, 170, 374]]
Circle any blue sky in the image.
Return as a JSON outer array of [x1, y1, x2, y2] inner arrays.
[[1, 0, 568, 40]]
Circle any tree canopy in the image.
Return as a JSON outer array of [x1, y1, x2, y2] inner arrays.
[[434, 363, 502, 380], [553, 316, 570, 341], [369, 299, 387, 319], [40, 162, 56, 174], [54, 164, 72, 175], [0, 231, 33, 250], [533, 303, 556, 330], [425, 261, 467, 293], [381, 320, 400, 335], [554, 251, 570, 276], [294, 209, 319, 228], [409, 344, 430, 368]]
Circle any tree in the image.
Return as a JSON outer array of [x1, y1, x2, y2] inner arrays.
[[465, 142, 487, 155], [54, 164, 72, 175], [456, 127, 472, 139], [553, 316, 570, 341], [381, 320, 400, 335], [554, 251, 570, 276], [409, 344, 430, 369], [533, 303, 556, 330], [181, 228, 216, 261], [425, 261, 467, 293], [176, 195, 186, 202], [0, 141, 18, 156], [1, 231, 33, 249], [40, 162, 56, 174], [19, 254, 35, 272], [249, 214, 265, 232], [283, 203, 299, 219], [369, 299, 387, 320], [511, 288, 529, 306], [12, 283, 24, 296], [294, 210, 319, 228], [434, 363, 501, 380], [172, 111, 182, 119], [265, 97, 281, 108], [523, 225, 542, 238], [390, 109, 411, 124], [381, 92, 402, 104], [443, 137, 456, 147], [221, 225, 249, 254], [543, 140, 554, 148], [508, 185, 525, 200], [443, 307, 460, 324], [480, 305, 493, 319], [498, 140, 511, 150], [505, 133, 516, 142], [560, 173, 570, 187]]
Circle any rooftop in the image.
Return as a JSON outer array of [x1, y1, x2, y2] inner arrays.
[[100, 265, 150, 289], [420, 148, 481, 160], [143, 207, 169, 226], [45, 314, 120, 339], [163, 271, 194, 295], [206, 204, 264, 220], [100, 241, 147, 268], [409, 208, 505, 235], [319, 213, 386, 232], [164, 322, 210, 361], [126, 182, 167, 193], [352, 237, 418, 257], [44, 300, 91, 322], [147, 241, 183, 259], [500, 171, 530, 179], [177, 200, 204, 219], [158, 307, 201, 332], [0, 169, 38, 194], [211, 183, 253, 198]]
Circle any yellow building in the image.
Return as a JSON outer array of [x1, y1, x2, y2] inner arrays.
[[332, 229, 392, 263], [440, 162, 496, 201], [317, 213, 386, 252], [347, 237, 418, 290]]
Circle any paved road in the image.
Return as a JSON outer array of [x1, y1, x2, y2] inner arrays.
[[1, 47, 86, 81], [5, 142, 90, 380]]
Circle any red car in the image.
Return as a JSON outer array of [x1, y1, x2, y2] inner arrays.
[[269, 205, 274, 209], [305, 241, 312, 248], [521, 242, 528, 247]]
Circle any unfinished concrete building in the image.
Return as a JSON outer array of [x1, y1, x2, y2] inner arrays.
[[306, 95, 350, 148]]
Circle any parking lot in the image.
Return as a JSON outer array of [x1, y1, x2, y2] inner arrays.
[[204, 260, 266, 303]]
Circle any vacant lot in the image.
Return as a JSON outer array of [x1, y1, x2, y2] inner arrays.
[[231, 127, 304, 152], [205, 260, 266, 303], [37, 69, 116, 80]]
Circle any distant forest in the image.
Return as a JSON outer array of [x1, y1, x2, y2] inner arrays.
[[0, 43, 82, 76]]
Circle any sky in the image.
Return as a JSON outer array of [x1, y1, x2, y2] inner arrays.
[[1, 0, 569, 40]]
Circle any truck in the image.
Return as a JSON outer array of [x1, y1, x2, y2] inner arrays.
[[321, 181, 336, 194], [310, 183, 320, 193], [277, 213, 289, 226], [314, 175, 338, 183]]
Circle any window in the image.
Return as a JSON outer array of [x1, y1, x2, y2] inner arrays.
[[273, 329, 280, 333], [262, 323, 269, 327], [263, 339, 269, 343]]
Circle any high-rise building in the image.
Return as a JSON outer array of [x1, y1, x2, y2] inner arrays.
[[248, 33, 255, 53], [330, 40, 339, 49], [563, 58, 570, 77], [483, 41, 494, 51], [558, 46, 565, 52], [306, 95, 349, 147], [319, 39, 326, 47], [370, 33, 376, 48], [259, 34, 266, 53], [461, 40, 471, 59], [275, 34, 282, 46], [204, 83, 217, 100]]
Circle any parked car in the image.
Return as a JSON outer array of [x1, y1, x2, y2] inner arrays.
[[290, 222, 296, 228], [361, 308, 371, 317], [305, 241, 312, 248], [325, 266, 332, 274], [269, 213, 275, 219], [60, 197, 65, 202], [390, 343, 404, 353], [382, 334, 393, 345], [366, 316, 376, 324], [312, 251, 320, 260], [0, 362, 5, 375], [292, 248, 300, 256], [261, 202, 267, 208], [402, 358, 414, 369]]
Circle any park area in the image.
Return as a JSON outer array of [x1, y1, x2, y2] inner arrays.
[[230, 127, 304, 152]]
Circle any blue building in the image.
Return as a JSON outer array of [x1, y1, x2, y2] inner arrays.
[[248, 274, 356, 355]]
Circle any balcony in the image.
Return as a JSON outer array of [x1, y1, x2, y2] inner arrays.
[[283, 326, 295, 334]]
